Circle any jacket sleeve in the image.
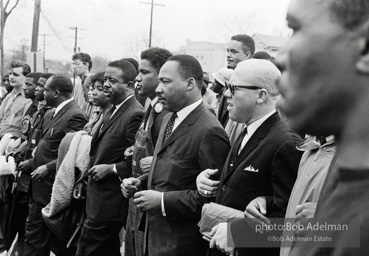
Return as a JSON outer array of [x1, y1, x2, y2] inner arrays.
[[265, 140, 302, 217], [163, 125, 231, 219], [46, 112, 87, 176]]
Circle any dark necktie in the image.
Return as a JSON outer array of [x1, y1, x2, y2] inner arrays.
[[163, 112, 177, 143], [231, 126, 248, 161], [143, 104, 153, 129], [100, 105, 116, 133]]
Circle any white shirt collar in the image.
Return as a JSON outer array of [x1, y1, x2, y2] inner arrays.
[[246, 110, 276, 138], [54, 98, 73, 117], [111, 94, 134, 118], [173, 99, 202, 131], [238, 110, 276, 154], [150, 97, 159, 107]]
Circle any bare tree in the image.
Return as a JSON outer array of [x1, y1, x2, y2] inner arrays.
[[1, 0, 20, 80], [122, 30, 163, 60], [208, 12, 262, 42]]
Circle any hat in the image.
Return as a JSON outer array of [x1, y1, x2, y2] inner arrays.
[[212, 68, 233, 87]]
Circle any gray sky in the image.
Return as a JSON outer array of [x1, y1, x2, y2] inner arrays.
[[4, 0, 290, 61]]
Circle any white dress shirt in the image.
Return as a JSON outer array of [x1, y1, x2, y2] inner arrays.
[[238, 110, 276, 154], [53, 98, 74, 117]]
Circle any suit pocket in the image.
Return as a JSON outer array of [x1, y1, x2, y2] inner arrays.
[[236, 168, 265, 179]]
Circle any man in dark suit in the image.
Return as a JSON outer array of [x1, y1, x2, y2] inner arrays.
[[197, 59, 301, 256], [121, 47, 172, 256], [23, 74, 88, 256], [131, 54, 230, 256], [76, 60, 145, 256]]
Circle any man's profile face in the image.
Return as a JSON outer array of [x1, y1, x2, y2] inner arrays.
[[72, 59, 89, 76], [9, 67, 25, 88], [226, 40, 249, 69], [23, 77, 37, 99], [156, 61, 187, 112], [136, 59, 159, 99], [103, 66, 127, 105], [275, 0, 358, 136], [43, 78, 57, 107], [35, 77, 47, 101], [225, 66, 259, 124]]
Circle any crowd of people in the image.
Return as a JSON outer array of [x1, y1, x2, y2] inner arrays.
[[0, 0, 367, 255]]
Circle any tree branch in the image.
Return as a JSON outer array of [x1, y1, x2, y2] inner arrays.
[[6, 0, 19, 16]]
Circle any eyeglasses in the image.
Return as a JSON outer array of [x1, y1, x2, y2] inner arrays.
[[225, 82, 262, 95], [72, 62, 84, 66]]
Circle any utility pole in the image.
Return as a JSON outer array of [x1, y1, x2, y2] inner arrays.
[[140, 0, 164, 48], [38, 33, 50, 72], [69, 26, 84, 53], [68, 27, 84, 88], [1, 0, 4, 80], [31, 0, 41, 52]]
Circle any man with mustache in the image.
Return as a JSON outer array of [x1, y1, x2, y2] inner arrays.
[[76, 60, 144, 256]]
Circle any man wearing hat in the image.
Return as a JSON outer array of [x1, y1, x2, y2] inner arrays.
[[210, 68, 233, 115]]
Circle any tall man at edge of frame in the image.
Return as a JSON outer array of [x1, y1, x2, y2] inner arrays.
[[275, 0, 369, 255]]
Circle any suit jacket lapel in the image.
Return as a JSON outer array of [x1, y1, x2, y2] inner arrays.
[[158, 103, 204, 154], [148, 103, 205, 187], [222, 112, 280, 181], [42, 101, 74, 136], [95, 96, 134, 142]]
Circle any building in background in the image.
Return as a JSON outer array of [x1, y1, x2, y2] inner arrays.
[[177, 39, 226, 74], [252, 33, 289, 57]]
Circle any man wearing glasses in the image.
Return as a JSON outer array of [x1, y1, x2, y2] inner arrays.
[[196, 59, 301, 256]]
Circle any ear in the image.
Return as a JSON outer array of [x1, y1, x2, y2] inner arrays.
[[186, 77, 196, 91], [255, 89, 268, 104], [356, 21, 369, 74], [54, 90, 60, 98]]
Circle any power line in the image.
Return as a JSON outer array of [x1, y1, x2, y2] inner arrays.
[[40, 10, 69, 51]]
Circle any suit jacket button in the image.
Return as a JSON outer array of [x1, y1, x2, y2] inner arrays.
[[222, 185, 226, 191]]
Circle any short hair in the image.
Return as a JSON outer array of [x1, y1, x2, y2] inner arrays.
[[140, 47, 173, 73], [72, 52, 93, 71], [91, 72, 105, 85], [166, 54, 203, 88], [3, 73, 9, 81], [41, 73, 54, 80], [48, 74, 73, 95], [231, 34, 255, 55], [107, 60, 137, 84], [236, 59, 281, 97], [121, 58, 139, 73], [10, 61, 31, 75], [329, 0, 369, 29], [26, 72, 43, 85], [252, 51, 272, 61]]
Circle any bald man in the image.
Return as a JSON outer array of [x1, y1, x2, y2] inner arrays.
[[196, 59, 302, 256]]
